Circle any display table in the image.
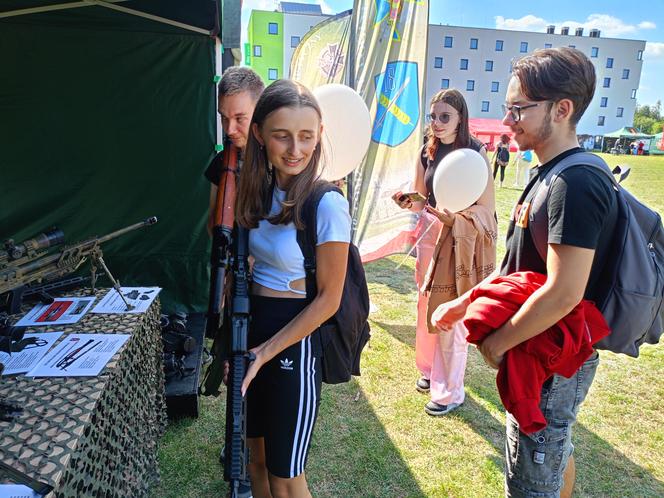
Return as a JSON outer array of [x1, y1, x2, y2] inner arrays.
[[0, 288, 166, 497]]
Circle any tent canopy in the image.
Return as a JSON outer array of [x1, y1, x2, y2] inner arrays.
[[603, 126, 653, 139], [1, 0, 222, 312], [0, 0, 219, 34], [469, 118, 516, 151]]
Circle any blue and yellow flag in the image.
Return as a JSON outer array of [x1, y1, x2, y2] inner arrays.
[[349, 0, 429, 260]]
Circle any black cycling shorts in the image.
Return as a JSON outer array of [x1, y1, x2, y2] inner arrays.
[[246, 295, 322, 479]]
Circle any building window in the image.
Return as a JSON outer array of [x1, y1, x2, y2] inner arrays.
[[441, 78, 450, 89], [520, 41, 528, 53], [597, 116, 605, 126], [434, 57, 443, 68], [470, 38, 478, 49], [622, 69, 630, 79], [460, 58, 468, 70], [600, 97, 608, 107], [291, 36, 300, 48], [268, 22, 278, 35], [603, 77, 611, 88], [637, 50, 643, 61], [268, 68, 278, 80], [631, 89, 637, 99], [491, 81, 499, 92], [544, 43, 552, 48], [606, 57, 613, 68], [253, 45, 262, 57], [496, 40, 504, 51], [466, 80, 475, 91], [481, 101, 490, 112], [444, 36, 453, 48], [485, 60, 493, 71], [617, 107, 624, 117], [591, 46, 599, 57]]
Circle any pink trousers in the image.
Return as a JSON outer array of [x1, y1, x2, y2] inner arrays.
[[414, 212, 468, 406]]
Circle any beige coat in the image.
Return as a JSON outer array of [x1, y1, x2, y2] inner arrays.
[[422, 205, 498, 334]]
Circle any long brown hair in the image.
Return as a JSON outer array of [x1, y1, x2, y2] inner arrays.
[[512, 47, 595, 126], [425, 88, 471, 160], [236, 79, 323, 230]]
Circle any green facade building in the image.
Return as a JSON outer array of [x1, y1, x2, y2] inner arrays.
[[246, 10, 284, 84]]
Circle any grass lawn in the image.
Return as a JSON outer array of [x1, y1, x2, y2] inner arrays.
[[152, 153, 664, 498]]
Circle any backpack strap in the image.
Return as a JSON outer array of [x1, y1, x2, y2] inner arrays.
[[528, 151, 618, 262], [296, 182, 344, 300]]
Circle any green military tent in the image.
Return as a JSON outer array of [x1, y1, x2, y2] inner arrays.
[[603, 126, 653, 140], [1, 1, 228, 311]]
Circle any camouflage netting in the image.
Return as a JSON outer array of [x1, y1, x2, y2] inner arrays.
[[0, 288, 166, 497]]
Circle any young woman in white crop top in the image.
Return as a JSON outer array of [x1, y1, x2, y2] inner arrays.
[[234, 79, 350, 498]]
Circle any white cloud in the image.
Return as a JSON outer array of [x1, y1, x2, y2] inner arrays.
[[320, 0, 334, 15], [241, 0, 277, 13], [495, 13, 656, 38], [495, 15, 547, 32], [645, 42, 664, 59]]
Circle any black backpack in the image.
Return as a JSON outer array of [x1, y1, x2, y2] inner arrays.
[[498, 145, 510, 163], [528, 152, 664, 357], [296, 182, 371, 384]]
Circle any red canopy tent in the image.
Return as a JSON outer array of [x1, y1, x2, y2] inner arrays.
[[469, 118, 517, 151]]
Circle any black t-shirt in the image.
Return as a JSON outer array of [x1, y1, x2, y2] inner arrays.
[[204, 146, 244, 186], [420, 137, 484, 208], [204, 151, 224, 186], [500, 147, 618, 299]]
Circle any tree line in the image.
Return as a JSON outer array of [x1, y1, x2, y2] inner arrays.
[[634, 100, 664, 135]]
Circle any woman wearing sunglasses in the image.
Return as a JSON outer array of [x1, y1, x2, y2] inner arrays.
[[392, 88, 496, 416]]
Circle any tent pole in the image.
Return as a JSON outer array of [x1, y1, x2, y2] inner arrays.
[[0, 2, 90, 18], [0, 0, 212, 36], [92, 1, 213, 35]]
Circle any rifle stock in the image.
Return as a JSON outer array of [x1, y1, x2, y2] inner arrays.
[[205, 144, 238, 340]]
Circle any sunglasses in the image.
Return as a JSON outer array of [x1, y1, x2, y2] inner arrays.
[[426, 112, 456, 124]]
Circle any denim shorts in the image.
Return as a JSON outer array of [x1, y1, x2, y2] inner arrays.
[[505, 351, 600, 497]]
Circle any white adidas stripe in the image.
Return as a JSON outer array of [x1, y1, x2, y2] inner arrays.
[[299, 342, 318, 473], [289, 339, 307, 477], [296, 337, 315, 475]]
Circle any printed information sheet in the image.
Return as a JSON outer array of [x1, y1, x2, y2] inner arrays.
[[26, 333, 130, 377], [15, 297, 95, 327], [91, 287, 161, 314], [0, 484, 44, 498], [0, 331, 64, 376]]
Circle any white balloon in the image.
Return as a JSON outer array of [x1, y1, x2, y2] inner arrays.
[[432, 148, 489, 212], [313, 84, 372, 181]]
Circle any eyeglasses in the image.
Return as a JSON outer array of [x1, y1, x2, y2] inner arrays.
[[501, 102, 545, 122], [426, 112, 457, 124]]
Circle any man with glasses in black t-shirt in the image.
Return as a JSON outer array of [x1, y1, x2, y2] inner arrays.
[[431, 47, 618, 498]]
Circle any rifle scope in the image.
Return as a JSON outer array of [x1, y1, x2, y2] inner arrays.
[[3, 228, 65, 261]]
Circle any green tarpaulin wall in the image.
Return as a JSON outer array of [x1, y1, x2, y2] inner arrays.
[[1, 3, 219, 312]]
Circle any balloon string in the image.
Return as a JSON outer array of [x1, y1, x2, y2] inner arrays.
[[395, 218, 436, 269]]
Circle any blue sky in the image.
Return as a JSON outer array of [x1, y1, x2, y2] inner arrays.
[[241, 0, 664, 108]]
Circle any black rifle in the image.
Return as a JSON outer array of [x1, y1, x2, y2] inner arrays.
[[224, 225, 252, 498]]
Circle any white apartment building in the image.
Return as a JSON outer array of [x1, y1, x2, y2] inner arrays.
[[426, 25, 646, 136], [250, 5, 645, 136]]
